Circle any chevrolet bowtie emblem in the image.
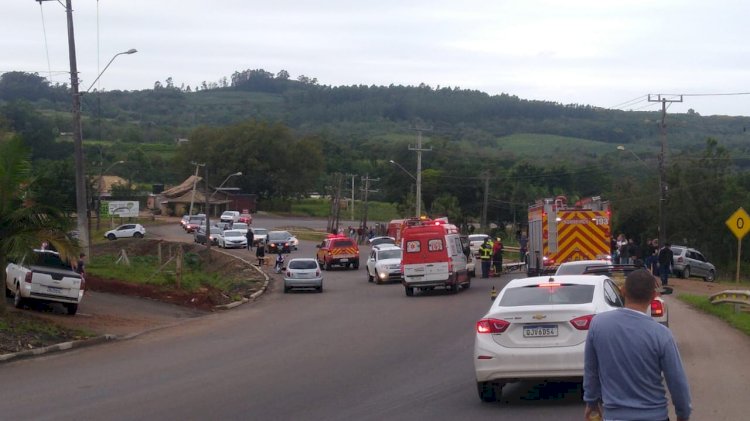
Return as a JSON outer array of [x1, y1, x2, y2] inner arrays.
[[532, 314, 547, 320]]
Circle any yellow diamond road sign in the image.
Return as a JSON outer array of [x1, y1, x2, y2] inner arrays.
[[726, 207, 750, 240]]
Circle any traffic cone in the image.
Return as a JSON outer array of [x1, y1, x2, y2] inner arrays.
[[490, 285, 497, 301]]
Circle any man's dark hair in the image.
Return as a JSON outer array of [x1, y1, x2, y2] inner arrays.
[[624, 269, 657, 304]]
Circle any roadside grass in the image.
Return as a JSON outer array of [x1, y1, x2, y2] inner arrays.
[[678, 293, 750, 336], [87, 253, 235, 292], [0, 311, 94, 354], [291, 198, 401, 222]]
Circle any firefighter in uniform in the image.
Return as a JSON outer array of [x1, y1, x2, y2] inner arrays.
[[480, 238, 493, 278]]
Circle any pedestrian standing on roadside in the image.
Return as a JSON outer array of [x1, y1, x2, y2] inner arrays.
[[255, 240, 265, 266], [75, 253, 86, 275], [658, 242, 674, 286], [492, 237, 503, 275], [479, 238, 493, 278], [584, 269, 692, 421], [246, 228, 254, 251]]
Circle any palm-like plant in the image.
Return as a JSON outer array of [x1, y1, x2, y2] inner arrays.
[[0, 134, 77, 311]]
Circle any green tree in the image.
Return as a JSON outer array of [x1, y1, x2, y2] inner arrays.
[[0, 134, 76, 311]]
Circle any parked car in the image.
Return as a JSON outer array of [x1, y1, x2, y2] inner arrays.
[[283, 258, 323, 293], [366, 244, 403, 284], [220, 211, 240, 224], [266, 230, 294, 254], [671, 245, 716, 282], [194, 226, 222, 245], [367, 236, 396, 247], [250, 227, 269, 246], [231, 222, 249, 235], [217, 229, 248, 249], [104, 224, 146, 240], [474, 275, 624, 402], [5, 250, 85, 315], [238, 213, 253, 224]]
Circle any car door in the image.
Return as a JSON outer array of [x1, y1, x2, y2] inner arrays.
[[692, 250, 709, 277], [118, 224, 135, 238], [367, 250, 377, 276]]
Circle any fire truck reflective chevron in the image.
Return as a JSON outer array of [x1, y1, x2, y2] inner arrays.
[[528, 196, 611, 276]]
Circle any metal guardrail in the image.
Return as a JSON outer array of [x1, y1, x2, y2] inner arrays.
[[709, 290, 750, 306]]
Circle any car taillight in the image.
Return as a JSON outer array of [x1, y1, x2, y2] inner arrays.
[[651, 299, 664, 317], [448, 261, 453, 273], [676, 256, 684, 263], [476, 318, 510, 334], [316, 270, 321, 277], [570, 314, 594, 330], [24, 272, 33, 283]]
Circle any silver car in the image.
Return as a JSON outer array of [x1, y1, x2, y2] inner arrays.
[[671, 245, 716, 282], [283, 258, 323, 293]]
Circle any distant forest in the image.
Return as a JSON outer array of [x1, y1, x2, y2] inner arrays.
[[2, 68, 750, 272]]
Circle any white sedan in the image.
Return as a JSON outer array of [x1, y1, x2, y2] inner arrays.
[[217, 230, 248, 249], [104, 223, 146, 240], [474, 275, 623, 403]]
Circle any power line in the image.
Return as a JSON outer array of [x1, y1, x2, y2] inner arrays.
[[609, 95, 648, 109]]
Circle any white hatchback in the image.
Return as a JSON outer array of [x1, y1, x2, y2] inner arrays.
[[104, 223, 146, 240], [474, 275, 623, 402], [366, 244, 403, 284]]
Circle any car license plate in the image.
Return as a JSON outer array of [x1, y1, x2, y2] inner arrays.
[[47, 286, 62, 294], [340, 258, 349, 262], [523, 325, 558, 338]]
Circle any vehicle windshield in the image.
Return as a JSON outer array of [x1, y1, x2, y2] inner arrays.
[[30, 252, 70, 270], [499, 284, 595, 306], [210, 227, 223, 234], [289, 260, 317, 270], [253, 229, 268, 236], [224, 230, 243, 237], [268, 231, 291, 241], [379, 250, 402, 260], [671, 246, 685, 255], [333, 240, 355, 247], [371, 237, 395, 245], [189, 217, 205, 223], [233, 223, 248, 230]]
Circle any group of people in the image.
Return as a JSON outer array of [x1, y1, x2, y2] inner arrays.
[[478, 237, 504, 278], [612, 234, 676, 286]]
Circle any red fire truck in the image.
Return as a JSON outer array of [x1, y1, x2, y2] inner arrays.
[[527, 196, 611, 276]]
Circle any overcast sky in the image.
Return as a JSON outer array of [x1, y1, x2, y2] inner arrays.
[[3, 0, 750, 116]]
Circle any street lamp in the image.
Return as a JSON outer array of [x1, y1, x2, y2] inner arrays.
[[389, 160, 421, 217], [84, 49, 138, 93], [205, 171, 242, 250], [616, 145, 649, 168]]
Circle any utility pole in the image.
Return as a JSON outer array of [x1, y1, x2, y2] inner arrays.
[[409, 128, 432, 217], [648, 94, 683, 247], [481, 171, 490, 230], [326, 173, 344, 233], [360, 174, 379, 244], [188, 161, 205, 216], [204, 166, 212, 252], [346, 173, 357, 222]]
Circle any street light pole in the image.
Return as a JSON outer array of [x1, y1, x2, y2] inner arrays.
[[84, 49, 137, 93]]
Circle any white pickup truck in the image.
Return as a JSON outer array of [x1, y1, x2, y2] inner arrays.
[[5, 250, 85, 315]]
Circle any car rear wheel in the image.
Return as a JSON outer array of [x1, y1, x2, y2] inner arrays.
[[133, 232, 143, 238], [107, 233, 116, 241], [325, 260, 332, 271], [477, 381, 503, 403], [405, 286, 414, 296], [65, 303, 78, 315], [353, 261, 359, 270], [682, 267, 691, 279], [317, 285, 323, 293], [463, 280, 471, 289], [705, 269, 715, 282]]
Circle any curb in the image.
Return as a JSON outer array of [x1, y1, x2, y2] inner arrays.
[[0, 334, 117, 364], [212, 248, 271, 310]]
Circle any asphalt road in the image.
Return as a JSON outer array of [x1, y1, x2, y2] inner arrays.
[[1, 221, 749, 420]]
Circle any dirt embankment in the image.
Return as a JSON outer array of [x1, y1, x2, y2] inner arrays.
[[88, 239, 266, 311]]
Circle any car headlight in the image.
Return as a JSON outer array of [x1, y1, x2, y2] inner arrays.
[[378, 272, 387, 279]]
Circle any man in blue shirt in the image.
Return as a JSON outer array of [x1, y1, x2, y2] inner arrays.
[[584, 269, 692, 421]]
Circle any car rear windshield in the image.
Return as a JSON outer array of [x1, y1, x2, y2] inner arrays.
[[269, 232, 290, 241], [289, 260, 317, 269], [499, 284, 595, 306], [333, 240, 354, 247], [671, 246, 685, 254]]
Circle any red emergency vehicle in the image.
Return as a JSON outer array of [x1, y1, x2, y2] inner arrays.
[[400, 218, 470, 296], [316, 234, 360, 270]]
